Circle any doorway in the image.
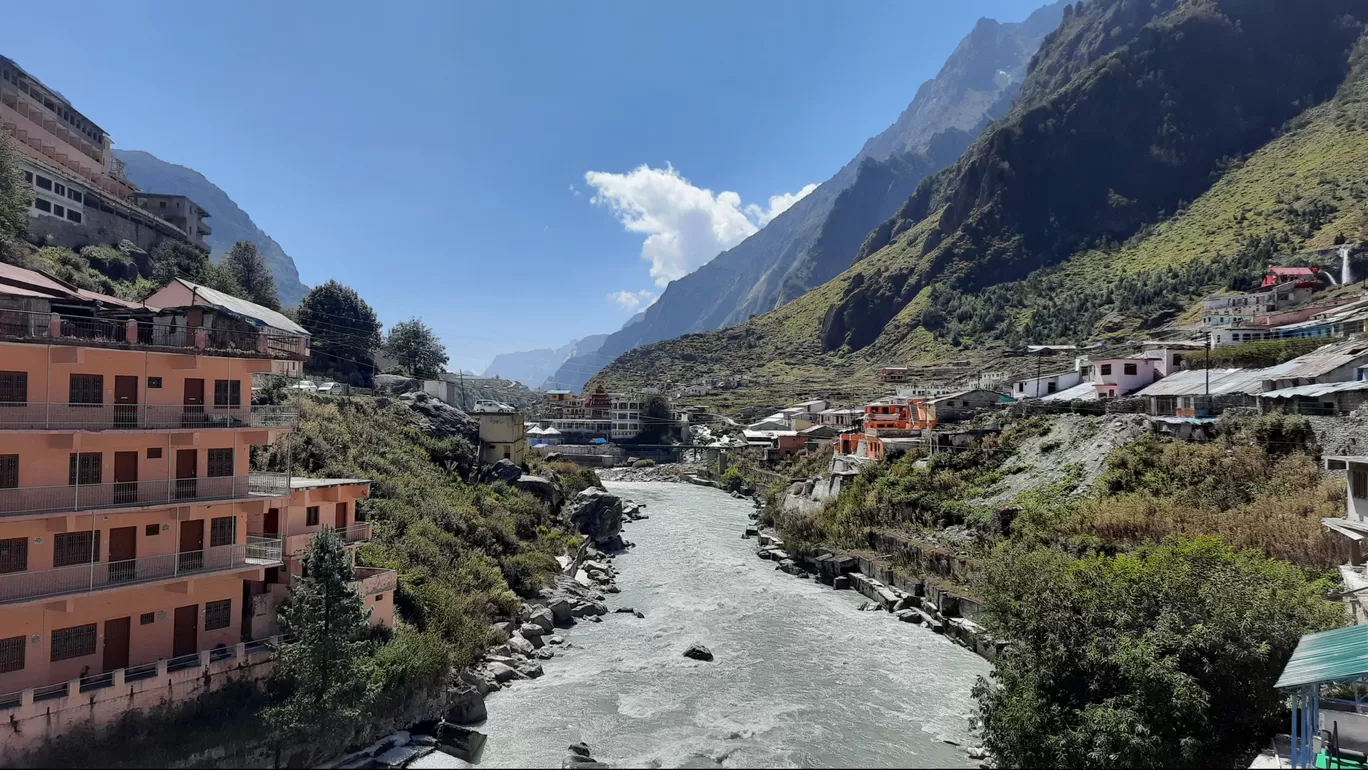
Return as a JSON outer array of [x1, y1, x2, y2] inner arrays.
[[172, 604, 198, 658], [182, 379, 205, 427], [102, 616, 130, 672], [175, 449, 197, 499], [113, 451, 138, 505], [178, 519, 204, 572], [108, 525, 136, 583], [264, 508, 279, 537], [334, 502, 348, 530], [114, 376, 138, 428]]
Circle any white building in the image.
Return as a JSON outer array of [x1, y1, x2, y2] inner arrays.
[[1010, 370, 1082, 399], [611, 393, 644, 440]]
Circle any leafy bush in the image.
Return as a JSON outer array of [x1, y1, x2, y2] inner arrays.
[[632, 458, 657, 468], [975, 537, 1343, 768], [721, 465, 745, 492]]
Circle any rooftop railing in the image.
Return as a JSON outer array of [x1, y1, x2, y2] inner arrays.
[[0, 537, 282, 605], [0, 309, 309, 361], [0, 403, 298, 431], [0, 472, 290, 517]]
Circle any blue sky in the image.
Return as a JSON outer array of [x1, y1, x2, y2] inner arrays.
[[5, 0, 1046, 373]]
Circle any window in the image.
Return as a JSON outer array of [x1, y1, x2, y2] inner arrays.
[[147, 447, 162, 459], [1353, 468, 1368, 500], [50, 624, 96, 662], [140, 612, 155, 625], [1099, 364, 1112, 377], [0, 635, 24, 673], [68, 452, 101, 485], [1047, 382, 1058, 394], [158, 201, 166, 208], [66, 210, 81, 224], [35, 175, 51, 191], [0, 455, 15, 489], [22, 170, 31, 183], [52, 204, 64, 218], [1173, 354, 1184, 366], [145, 524, 160, 537], [0, 537, 28, 573], [33, 198, 50, 213], [53, 182, 65, 196], [53, 531, 99, 567], [1123, 363, 1138, 376], [213, 379, 242, 407], [204, 599, 232, 631], [209, 516, 236, 547], [375, 594, 385, 602], [1016, 383, 1024, 393], [207, 448, 234, 478], [306, 506, 319, 526], [148, 377, 162, 389], [69, 374, 103, 404], [66, 189, 81, 204]]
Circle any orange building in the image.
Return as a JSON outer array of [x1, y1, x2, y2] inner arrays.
[[0, 263, 390, 753], [837, 399, 936, 460]]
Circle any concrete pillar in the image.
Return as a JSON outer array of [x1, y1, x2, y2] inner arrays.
[[65, 679, 79, 698], [194, 329, 206, 349], [48, 313, 61, 337], [20, 688, 34, 707], [234, 642, 246, 661], [125, 319, 138, 341], [155, 659, 168, 678], [198, 650, 211, 669], [112, 669, 125, 688]]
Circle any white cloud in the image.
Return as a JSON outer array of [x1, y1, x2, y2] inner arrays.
[[607, 289, 656, 311], [584, 163, 817, 287], [569, 183, 581, 197], [745, 183, 818, 227]]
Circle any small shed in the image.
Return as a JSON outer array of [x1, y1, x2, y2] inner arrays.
[[1276, 624, 1368, 768], [1258, 381, 1368, 416]]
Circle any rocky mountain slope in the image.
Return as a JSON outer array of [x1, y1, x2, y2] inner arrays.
[[598, 0, 1368, 399], [114, 149, 309, 306], [545, 1, 1067, 392], [483, 337, 583, 388]]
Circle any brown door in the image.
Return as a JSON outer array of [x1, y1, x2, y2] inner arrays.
[[183, 379, 205, 427], [172, 604, 198, 658], [113, 451, 138, 505], [264, 508, 279, 537], [335, 502, 348, 530], [102, 616, 131, 672], [179, 519, 204, 572], [108, 525, 137, 583], [114, 376, 138, 428], [175, 449, 197, 499]]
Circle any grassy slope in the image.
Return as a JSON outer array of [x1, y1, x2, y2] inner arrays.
[[600, 34, 1368, 409]]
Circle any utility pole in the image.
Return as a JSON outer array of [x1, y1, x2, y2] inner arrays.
[[1035, 347, 1043, 399], [1204, 331, 1211, 416]]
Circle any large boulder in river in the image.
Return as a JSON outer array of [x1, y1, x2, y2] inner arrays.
[[435, 724, 487, 763], [445, 684, 488, 725], [569, 488, 624, 548], [683, 643, 714, 662], [528, 607, 555, 633]]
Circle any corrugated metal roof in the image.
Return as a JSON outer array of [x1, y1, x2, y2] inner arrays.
[[0, 262, 78, 299], [1271, 338, 1368, 380], [1275, 624, 1368, 688], [1259, 380, 1368, 399], [174, 279, 309, 335], [1040, 382, 1098, 401], [74, 289, 150, 311]]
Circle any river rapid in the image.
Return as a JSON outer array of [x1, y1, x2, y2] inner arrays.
[[445, 481, 989, 768]]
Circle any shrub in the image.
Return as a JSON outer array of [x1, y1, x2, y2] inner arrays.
[[721, 465, 745, 492], [632, 458, 657, 468]]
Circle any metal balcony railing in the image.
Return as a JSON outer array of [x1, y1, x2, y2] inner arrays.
[[0, 472, 291, 517], [0, 538, 282, 604], [0, 403, 299, 431], [0, 309, 309, 361], [336, 522, 372, 544]]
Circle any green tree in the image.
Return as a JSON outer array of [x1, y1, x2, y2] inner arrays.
[[385, 318, 448, 379], [638, 393, 674, 442], [973, 537, 1343, 769], [297, 280, 382, 384], [265, 528, 373, 751], [0, 132, 32, 264], [222, 241, 280, 310], [149, 239, 246, 298]]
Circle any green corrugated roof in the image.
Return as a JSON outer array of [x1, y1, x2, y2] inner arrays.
[[1276, 624, 1368, 689]]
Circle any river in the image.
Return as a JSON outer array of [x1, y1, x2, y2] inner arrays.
[[432, 481, 989, 769]]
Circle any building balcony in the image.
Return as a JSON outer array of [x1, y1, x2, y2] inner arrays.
[[0, 536, 282, 605], [0, 403, 298, 431], [279, 522, 372, 557], [351, 566, 397, 596], [0, 472, 290, 518], [0, 309, 309, 361]]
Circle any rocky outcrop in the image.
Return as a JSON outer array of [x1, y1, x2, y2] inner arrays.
[[373, 374, 425, 395], [516, 474, 563, 509], [564, 742, 610, 769], [568, 488, 624, 549], [683, 644, 714, 662], [434, 723, 487, 763], [489, 459, 522, 483], [392, 390, 479, 442]]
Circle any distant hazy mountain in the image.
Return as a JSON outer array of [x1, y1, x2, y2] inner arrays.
[[114, 149, 309, 306], [547, 0, 1066, 391], [482, 338, 581, 388]]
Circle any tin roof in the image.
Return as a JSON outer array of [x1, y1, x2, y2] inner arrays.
[[1275, 624, 1368, 689], [1272, 338, 1368, 380], [1040, 382, 1098, 401], [173, 279, 309, 335], [1258, 380, 1368, 399]]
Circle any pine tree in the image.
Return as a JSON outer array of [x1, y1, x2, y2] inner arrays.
[[265, 527, 373, 750], [223, 241, 280, 310], [297, 281, 382, 384], [385, 318, 448, 379]]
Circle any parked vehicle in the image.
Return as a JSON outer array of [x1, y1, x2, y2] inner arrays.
[[472, 399, 515, 413]]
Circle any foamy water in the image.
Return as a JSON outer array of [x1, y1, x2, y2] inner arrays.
[[470, 481, 988, 768]]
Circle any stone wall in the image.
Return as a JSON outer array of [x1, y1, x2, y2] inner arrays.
[[26, 201, 182, 254]]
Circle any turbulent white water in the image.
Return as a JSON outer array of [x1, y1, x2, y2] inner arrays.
[[468, 481, 989, 769]]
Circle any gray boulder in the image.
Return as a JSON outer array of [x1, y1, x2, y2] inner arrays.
[[491, 459, 522, 483], [373, 374, 423, 395], [529, 607, 555, 633], [683, 643, 714, 662], [517, 661, 545, 679], [519, 622, 546, 638], [548, 597, 574, 625], [434, 724, 487, 763], [506, 635, 535, 656], [444, 685, 488, 725], [569, 488, 625, 548], [516, 474, 564, 509], [487, 662, 520, 683]]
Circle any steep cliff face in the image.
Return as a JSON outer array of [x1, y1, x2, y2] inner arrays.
[[545, 1, 1067, 392], [596, 0, 1368, 398], [114, 150, 309, 306]]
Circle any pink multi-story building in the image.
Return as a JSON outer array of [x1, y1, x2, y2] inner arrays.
[[0, 263, 392, 753]]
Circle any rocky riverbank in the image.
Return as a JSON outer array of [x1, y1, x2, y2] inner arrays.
[[597, 463, 691, 483], [326, 483, 650, 769]]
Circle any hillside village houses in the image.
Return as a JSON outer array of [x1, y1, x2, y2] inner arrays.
[[1, 55, 216, 254]]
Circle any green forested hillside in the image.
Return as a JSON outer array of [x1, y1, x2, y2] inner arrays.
[[600, 0, 1368, 400]]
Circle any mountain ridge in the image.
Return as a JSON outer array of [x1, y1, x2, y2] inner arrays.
[[114, 149, 309, 306]]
